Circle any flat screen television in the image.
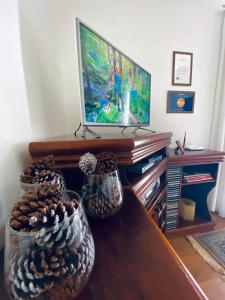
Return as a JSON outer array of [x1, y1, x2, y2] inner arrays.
[[76, 18, 151, 127]]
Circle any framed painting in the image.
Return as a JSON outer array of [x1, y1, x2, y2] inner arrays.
[[167, 91, 195, 113], [172, 51, 193, 86]]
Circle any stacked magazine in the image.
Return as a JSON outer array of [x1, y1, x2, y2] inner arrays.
[[183, 172, 213, 184]]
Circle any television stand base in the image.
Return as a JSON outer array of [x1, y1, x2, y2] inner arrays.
[[121, 126, 156, 135], [74, 123, 101, 139]]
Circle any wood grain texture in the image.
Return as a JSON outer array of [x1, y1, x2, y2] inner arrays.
[[166, 220, 215, 239], [170, 213, 225, 300], [0, 191, 207, 300], [29, 132, 172, 168], [77, 190, 206, 300], [168, 149, 225, 166]]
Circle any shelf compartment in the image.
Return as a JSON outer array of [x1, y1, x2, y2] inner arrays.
[[130, 158, 168, 199], [166, 216, 215, 238]]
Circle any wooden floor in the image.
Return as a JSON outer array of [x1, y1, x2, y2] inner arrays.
[[170, 213, 225, 300]]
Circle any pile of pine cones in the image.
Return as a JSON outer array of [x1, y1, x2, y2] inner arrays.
[[79, 152, 118, 176], [9, 230, 95, 300], [7, 157, 95, 300], [20, 155, 64, 191], [79, 151, 123, 219]]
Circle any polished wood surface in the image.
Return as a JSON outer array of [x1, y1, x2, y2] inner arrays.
[[166, 219, 216, 238], [0, 133, 210, 299], [77, 191, 206, 300], [168, 149, 225, 167], [0, 191, 207, 300], [171, 213, 225, 300], [29, 132, 172, 168]]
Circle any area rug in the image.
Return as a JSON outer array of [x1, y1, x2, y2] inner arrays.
[[186, 228, 225, 280]]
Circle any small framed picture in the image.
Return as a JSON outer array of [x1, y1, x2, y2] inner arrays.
[[167, 91, 195, 113], [172, 51, 193, 86]]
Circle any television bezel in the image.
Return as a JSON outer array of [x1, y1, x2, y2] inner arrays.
[[76, 18, 151, 127]]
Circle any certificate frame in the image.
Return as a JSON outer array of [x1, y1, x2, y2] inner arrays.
[[167, 90, 195, 113], [172, 51, 193, 86]]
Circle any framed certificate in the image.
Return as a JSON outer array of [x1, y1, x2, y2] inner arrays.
[[167, 91, 195, 113], [172, 51, 193, 86]]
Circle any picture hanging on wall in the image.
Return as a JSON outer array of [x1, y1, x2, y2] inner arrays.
[[167, 91, 195, 113], [172, 51, 193, 86]]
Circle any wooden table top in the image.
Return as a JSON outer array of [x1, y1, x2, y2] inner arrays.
[[77, 190, 206, 300], [168, 148, 225, 166], [28, 132, 172, 168], [0, 191, 207, 300]]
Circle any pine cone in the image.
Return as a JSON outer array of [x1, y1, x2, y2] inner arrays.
[[9, 246, 74, 300], [21, 155, 54, 184], [33, 169, 61, 185], [33, 201, 80, 249], [10, 186, 78, 232], [8, 229, 94, 300], [47, 234, 95, 300], [37, 182, 62, 199], [79, 152, 97, 175], [86, 193, 121, 218], [96, 152, 118, 174]]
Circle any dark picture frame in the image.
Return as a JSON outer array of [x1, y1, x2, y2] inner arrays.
[[172, 51, 193, 86], [167, 91, 195, 113]]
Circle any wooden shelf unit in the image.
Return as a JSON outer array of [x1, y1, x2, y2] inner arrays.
[[29, 132, 172, 233], [27, 132, 217, 299], [29, 134, 225, 237], [166, 149, 225, 238]]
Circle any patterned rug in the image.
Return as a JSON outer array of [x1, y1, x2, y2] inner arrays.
[[187, 228, 225, 280]]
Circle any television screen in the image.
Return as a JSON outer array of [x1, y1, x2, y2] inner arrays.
[[76, 19, 151, 126]]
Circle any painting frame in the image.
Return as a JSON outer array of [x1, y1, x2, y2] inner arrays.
[[167, 91, 195, 113], [172, 51, 193, 86]]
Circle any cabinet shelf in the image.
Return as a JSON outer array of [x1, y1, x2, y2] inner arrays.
[[166, 149, 225, 237], [182, 179, 215, 186], [166, 216, 215, 238], [127, 158, 168, 188]]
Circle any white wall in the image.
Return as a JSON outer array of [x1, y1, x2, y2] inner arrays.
[[0, 1, 32, 249], [57, 0, 224, 146], [0, 0, 224, 249], [17, 0, 224, 145], [18, 0, 67, 139]]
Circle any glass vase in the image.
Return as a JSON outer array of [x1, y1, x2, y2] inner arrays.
[[82, 170, 123, 219], [4, 190, 95, 300]]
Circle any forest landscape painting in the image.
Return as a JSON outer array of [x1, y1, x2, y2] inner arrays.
[[78, 22, 151, 126]]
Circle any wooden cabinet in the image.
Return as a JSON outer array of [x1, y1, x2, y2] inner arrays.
[[27, 132, 210, 299], [29, 132, 172, 232], [29, 134, 225, 237], [166, 149, 225, 238]]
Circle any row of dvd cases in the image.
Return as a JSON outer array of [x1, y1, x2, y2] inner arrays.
[[166, 167, 182, 230]]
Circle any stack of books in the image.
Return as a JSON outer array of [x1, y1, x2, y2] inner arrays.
[[183, 172, 213, 184], [166, 167, 182, 230]]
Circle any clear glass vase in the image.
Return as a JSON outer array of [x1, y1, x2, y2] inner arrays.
[[82, 170, 123, 219], [4, 190, 95, 300]]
